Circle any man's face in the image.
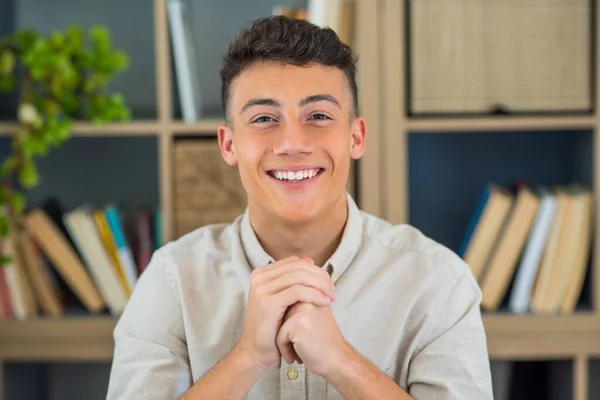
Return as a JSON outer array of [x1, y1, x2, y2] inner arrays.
[[218, 61, 366, 224]]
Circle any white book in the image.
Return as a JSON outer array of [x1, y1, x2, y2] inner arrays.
[[167, 0, 203, 122], [508, 190, 556, 313], [307, 0, 340, 30], [64, 209, 128, 315], [4, 263, 25, 319]]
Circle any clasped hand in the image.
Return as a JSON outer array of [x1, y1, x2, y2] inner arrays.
[[237, 256, 349, 379]]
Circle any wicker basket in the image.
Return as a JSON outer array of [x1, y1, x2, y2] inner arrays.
[[173, 138, 248, 238], [410, 0, 590, 114]]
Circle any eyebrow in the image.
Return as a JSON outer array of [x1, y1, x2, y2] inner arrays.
[[299, 94, 341, 108], [239, 94, 341, 114]]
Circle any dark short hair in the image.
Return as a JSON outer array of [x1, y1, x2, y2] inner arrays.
[[220, 15, 359, 123]]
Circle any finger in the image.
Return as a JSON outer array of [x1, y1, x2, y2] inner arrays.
[[267, 269, 336, 300], [274, 285, 332, 310], [302, 257, 315, 265], [252, 256, 300, 276], [259, 258, 329, 285], [276, 322, 297, 365]]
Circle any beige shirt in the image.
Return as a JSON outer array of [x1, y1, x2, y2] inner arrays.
[[106, 193, 493, 399]]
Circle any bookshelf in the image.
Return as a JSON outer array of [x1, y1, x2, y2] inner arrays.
[[0, 0, 598, 399], [378, 0, 600, 399]]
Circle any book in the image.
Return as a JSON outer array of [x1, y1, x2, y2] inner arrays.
[[167, 0, 203, 121], [93, 210, 132, 297], [507, 188, 557, 313], [64, 207, 128, 315], [105, 205, 138, 292], [458, 184, 514, 281], [559, 187, 593, 313], [24, 208, 105, 313], [19, 230, 64, 317], [479, 185, 540, 310]]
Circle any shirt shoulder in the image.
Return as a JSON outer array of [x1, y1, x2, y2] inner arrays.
[[358, 212, 487, 369], [361, 211, 471, 270], [359, 210, 481, 298], [168, 219, 239, 255], [155, 215, 249, 282]]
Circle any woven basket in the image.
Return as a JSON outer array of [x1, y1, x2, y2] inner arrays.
[[173, 139, 248, 238], [410, 0, 590, 114]]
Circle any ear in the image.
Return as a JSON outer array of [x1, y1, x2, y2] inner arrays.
[[349, 117, 366, 159], [218, 124, 238, 166]]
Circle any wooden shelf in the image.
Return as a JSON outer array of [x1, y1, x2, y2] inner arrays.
[[171, 119, 224, 135], [482, 313, 600, 360], [0, 121, 161, 136], [1, 313, 600, 362], [406, 115, 596, 133], [0, 316, 116, 362], [482, 312, 600, 334]]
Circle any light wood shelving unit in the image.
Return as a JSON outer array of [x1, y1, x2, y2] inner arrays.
[[376, 0, 600, 398], [0, 0, 599, 398]]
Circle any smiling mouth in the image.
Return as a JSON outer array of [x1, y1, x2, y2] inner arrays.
[[267, 168, 324, 182]]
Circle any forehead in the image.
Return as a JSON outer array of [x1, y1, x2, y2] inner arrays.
[[230, 61, 350, 107]]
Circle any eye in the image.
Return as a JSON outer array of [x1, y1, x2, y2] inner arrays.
[[310, 113, 331, 120], [252, 116, 275, 123]]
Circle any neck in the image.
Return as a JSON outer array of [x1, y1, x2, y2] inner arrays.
[[249, 194, 348, 268]]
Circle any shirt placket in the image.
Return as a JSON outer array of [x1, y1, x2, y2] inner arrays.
[[280, 359, 306, 400]]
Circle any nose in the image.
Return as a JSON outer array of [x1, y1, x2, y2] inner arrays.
[[272, 121, 313, 157]]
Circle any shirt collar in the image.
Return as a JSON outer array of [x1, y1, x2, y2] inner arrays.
[[240, 192, 364, 282]]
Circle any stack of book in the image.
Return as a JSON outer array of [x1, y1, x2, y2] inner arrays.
[[459, 182, 593, 314], [0, 199, 163, 320]]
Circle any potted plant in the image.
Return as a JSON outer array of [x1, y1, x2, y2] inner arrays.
[[0, 24, 130, 264]]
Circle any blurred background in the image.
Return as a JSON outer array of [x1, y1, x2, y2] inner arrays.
[[0, 0, 598, 399]]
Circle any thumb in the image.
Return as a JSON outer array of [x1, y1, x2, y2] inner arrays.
[[276, 321, 298, 364]]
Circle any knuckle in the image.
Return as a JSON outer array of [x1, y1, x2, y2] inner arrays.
[[318, 267, 331, 280]]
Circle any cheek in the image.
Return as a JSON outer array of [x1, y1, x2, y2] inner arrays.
[[235, 137, 269, 171], [325, 137, 351, 164]]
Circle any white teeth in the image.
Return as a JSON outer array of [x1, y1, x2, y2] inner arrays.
[[272, 169, 320, 181]]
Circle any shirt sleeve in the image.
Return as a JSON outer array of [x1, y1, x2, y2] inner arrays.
[[106, 245, 192, 400], [406, 268, 494, 399]]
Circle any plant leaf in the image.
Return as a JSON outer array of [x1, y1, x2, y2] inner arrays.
[[18, 160, 39, 189], [0, 213, 9, 237], [0, 255, 12, 266], [11, 191, 25, 213], [0, 50, 15, 75], [0, 74, 15, 92]]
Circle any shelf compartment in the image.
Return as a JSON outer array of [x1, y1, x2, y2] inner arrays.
[[406, 116, 596, 133], [4, 136, 161, 213]]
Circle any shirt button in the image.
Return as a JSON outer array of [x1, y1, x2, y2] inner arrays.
[[331, 274, 339, 284], [287, 368, 299, 380]]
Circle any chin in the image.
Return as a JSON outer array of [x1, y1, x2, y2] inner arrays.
[[271, 198, 320, 224]]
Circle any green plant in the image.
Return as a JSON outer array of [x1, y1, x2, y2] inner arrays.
[[0, 24, 130, 264]]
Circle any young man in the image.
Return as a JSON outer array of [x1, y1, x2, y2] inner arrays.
[[107, 16, 493, 400]]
